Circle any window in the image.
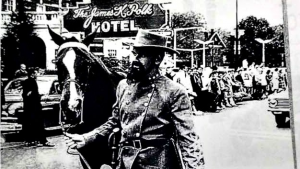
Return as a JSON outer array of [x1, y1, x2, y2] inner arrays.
[[3, 0, 14, 11], [108, 49, 117, 57], [5, 79, 23, 94]]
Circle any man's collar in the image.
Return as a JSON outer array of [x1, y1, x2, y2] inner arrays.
[[128, 72, 162, 86]]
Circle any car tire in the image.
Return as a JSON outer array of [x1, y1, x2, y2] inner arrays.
[[275, 114, 288, 128]]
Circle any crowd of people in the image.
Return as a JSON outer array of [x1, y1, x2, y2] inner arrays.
[[164, 64, 288, 112]]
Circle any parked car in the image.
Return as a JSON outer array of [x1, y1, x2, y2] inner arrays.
[[1, 75, 61, 132], [268, 90, 290, 128]]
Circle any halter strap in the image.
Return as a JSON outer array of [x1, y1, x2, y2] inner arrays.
[[58, 42, 89, 54]]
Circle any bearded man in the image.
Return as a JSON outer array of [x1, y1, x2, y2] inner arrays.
[[65, 30, 205, 169]]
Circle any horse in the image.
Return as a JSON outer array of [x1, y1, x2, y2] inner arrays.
[[48, 26, 125, 169]]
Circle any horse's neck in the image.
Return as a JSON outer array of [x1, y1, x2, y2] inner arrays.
[[92, 55, 124, 88], [92, 54, 113, 76]]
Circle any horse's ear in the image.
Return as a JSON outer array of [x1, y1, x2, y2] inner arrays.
[[48, 25, 64, 46], [82, 26, 100, 46]]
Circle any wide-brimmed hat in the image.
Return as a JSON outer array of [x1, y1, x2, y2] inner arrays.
[[133, 29, 180, 55]]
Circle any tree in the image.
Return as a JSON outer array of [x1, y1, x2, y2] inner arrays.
[[171, 12, 207, 65], [1, 0, 37, 78], [238, 16, 276, 66], [172, 11, 207, 29], [268, 24, 285, 67]]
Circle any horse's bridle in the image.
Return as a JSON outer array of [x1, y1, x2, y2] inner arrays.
[[54, 42, 93, 133], [59, 78, 84, 133]]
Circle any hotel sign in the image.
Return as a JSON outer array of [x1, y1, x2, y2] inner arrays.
[[64, 0, 166, 37]]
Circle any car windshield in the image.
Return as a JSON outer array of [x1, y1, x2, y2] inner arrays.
[[5, 77, 55, 95]]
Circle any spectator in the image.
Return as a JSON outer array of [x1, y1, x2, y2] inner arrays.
[[230, 69, 242, 93], [272, 68, 279, 93], [21, 68, 54, 147], [235, 69, 244, 86], [251, 66, 260, 95], [218, 71, 229, 108], [252, 68, 266, 99], [197, 67, 204, 89], [190, 68, 203, 111], [173, 66, 194, 93], [266, 70, 273, 95], [14, 64, 28, 78], [209, 71, 222, 110], [38, 68, 45, 76], [223, 71, 237, 107], [278, 69, 287, 91], [242, 68, 253, 96]]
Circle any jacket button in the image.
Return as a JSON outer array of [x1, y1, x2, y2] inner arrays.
[[143, 103, 148, 106], [135, 133, 140, 137]]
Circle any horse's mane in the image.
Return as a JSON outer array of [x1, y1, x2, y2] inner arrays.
[[87, 51, 126, 87], [55, 46, 125, 89]]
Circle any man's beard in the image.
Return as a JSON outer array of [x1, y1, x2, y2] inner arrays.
[[127, 61, 146, 82]]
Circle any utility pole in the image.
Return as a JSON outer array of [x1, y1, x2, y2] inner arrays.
[[236, 0, 239, 59], [59, 0, 62, 34], [174, 30, 177, 68]]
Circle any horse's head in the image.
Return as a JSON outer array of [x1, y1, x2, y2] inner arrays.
[[48, 26, 99, 124]]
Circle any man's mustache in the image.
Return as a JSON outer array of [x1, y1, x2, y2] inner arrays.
[[131, 61, 143, 70], [126, 61, 146, 81]]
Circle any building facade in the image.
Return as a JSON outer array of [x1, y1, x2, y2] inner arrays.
[[1, 0, 171, 72], [1, 0, 62, 71]]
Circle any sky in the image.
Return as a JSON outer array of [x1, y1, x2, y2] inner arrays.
[[168, 0, 284, 32]]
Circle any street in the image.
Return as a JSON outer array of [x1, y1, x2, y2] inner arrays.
[[195, 99, 294, 169], [1, 99, 294, 169]]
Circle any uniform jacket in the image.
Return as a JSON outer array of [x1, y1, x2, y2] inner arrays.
[[83, 75, 204, 169]]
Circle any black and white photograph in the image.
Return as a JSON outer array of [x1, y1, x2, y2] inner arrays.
[[0, 0, 299, 169]]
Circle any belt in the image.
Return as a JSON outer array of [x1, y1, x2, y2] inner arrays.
[[120, 139, 168, 149]]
